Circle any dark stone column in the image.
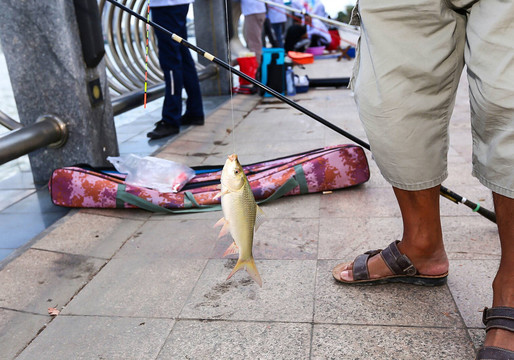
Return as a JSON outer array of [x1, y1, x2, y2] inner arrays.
[[192, 0, 231, 96], [0, 0, 119, 184]]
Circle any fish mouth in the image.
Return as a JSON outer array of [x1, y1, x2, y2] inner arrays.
[[228, 154, 238, 161]]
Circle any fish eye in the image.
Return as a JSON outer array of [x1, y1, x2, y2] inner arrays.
[[234, 170, 240, 174]]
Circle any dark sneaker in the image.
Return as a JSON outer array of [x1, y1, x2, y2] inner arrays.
[[147, 120, 179, 139], [181, 114, 205, 126]]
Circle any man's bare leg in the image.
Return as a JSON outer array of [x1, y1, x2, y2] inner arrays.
[[339, 185, 449, 281]]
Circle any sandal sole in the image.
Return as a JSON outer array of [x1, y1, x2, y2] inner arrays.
[[332, 262, 448, 287]]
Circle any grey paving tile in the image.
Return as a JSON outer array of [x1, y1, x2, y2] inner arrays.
[[180, 259, 316, 322], [214, 139, 327, 161], [79, 207, 152, 221], [258, 193, 321, 219], [446, 162, 479, 186], [0, 189, 33, 211], [62, 257, 206, 318], [17, 316, 173, 360], [468, 328, 485, 351], [0, 170, 34, 189], [157, 320, 311, 359], [173, 127, 232, 149], [311, 324, 476, 360], [33, 212, 144, 259], [315, 260, 463, 327], [0, 212, 66, 249], [448, 259, 497, 328], [318, 215, 500, 262], [0, 309, 49, 360], [325, 128, 369, 149], [212, 217, 319, 260], [449, 129, 473, 163], [318, 216, 403, 260], [236, 109, 326, 141], [119, 138, 172, 157], [146, 208, 222, 221], [115, 218, 217, 259], [153, 152, 206, 167], [2, 188, 68, 214], [320, 186, 400, 218], [216, 93, 260, 112], [160, 137, 217, 157], [441, 217, 500, 260], [0, 249, 105, 314]]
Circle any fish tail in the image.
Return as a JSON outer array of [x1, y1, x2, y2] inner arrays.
[[227, 257, 262, 287]]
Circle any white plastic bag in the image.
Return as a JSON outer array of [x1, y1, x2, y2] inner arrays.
[[107, 154, 195, 193]]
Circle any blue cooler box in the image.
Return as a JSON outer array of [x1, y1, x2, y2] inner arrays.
[[260, 48, 285, 97]]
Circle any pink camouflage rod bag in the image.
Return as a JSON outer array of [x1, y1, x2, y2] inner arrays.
[[49, 144, 370, 213]]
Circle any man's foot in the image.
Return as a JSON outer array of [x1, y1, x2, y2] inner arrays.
[[334, 240, 449, 285], [478, 306, 514, 359], [147, 120, 179, 140], [181, 114, 204, 126]]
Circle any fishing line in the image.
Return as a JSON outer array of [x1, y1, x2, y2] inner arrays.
[[223, 0, 236, 155], [105, 0, 496, 224]]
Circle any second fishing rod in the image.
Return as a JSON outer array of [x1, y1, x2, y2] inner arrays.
[[104, 0, 496, 224]]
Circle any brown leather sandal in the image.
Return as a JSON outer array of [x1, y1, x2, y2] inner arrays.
[[476, 307, 514, 359], [332, 241, 448, 286]]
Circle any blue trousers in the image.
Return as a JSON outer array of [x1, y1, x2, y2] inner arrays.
[[152, 5, 204, 126]]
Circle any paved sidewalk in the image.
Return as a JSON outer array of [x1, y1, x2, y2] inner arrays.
[[0, 58, 498, 359]]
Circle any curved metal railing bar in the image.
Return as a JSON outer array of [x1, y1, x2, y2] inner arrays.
[[0, 110, 22, 131], [99, 0, 211, 98]]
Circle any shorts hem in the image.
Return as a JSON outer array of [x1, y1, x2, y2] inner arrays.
[[473, 171, 514, 199], [385, 172, 448, 192]]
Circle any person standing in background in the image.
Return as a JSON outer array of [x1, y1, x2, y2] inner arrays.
[[147, 0, 205, 140], [241, 0, 267, 65], [267, 0, 287, 48]]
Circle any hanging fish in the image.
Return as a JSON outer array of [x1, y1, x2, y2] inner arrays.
[[214, 154, 265, 287]]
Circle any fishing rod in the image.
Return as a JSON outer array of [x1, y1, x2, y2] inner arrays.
[[104, 0, 497, 224]]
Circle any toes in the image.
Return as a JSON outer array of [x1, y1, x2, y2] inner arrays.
[[342, 262, 353, 271], [340, 270, 353, 281]]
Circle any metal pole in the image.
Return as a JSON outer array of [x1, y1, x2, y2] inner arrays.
[[0, 115, 68, 165], [0, 110, 22, 131]]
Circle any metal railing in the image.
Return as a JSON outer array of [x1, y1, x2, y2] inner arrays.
[[0, 115, 68, 165], [0, 0, 217, 165], [0, 110, 22, 131]]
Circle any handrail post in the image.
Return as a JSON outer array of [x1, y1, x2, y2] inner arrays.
[[193, 0, 232, 96], [0, 0, 119, 184]]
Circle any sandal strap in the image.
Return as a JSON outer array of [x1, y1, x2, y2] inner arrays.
[[380, 241, 418, 276], [482, 307, 514, 333], [476, 346, 514, 359], [353, 249, 381, 281]]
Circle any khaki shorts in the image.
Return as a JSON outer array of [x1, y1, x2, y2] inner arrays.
[[350, 0, 514, 198]]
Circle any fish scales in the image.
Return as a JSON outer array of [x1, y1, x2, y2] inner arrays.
[[214, 154, 264, 287]]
